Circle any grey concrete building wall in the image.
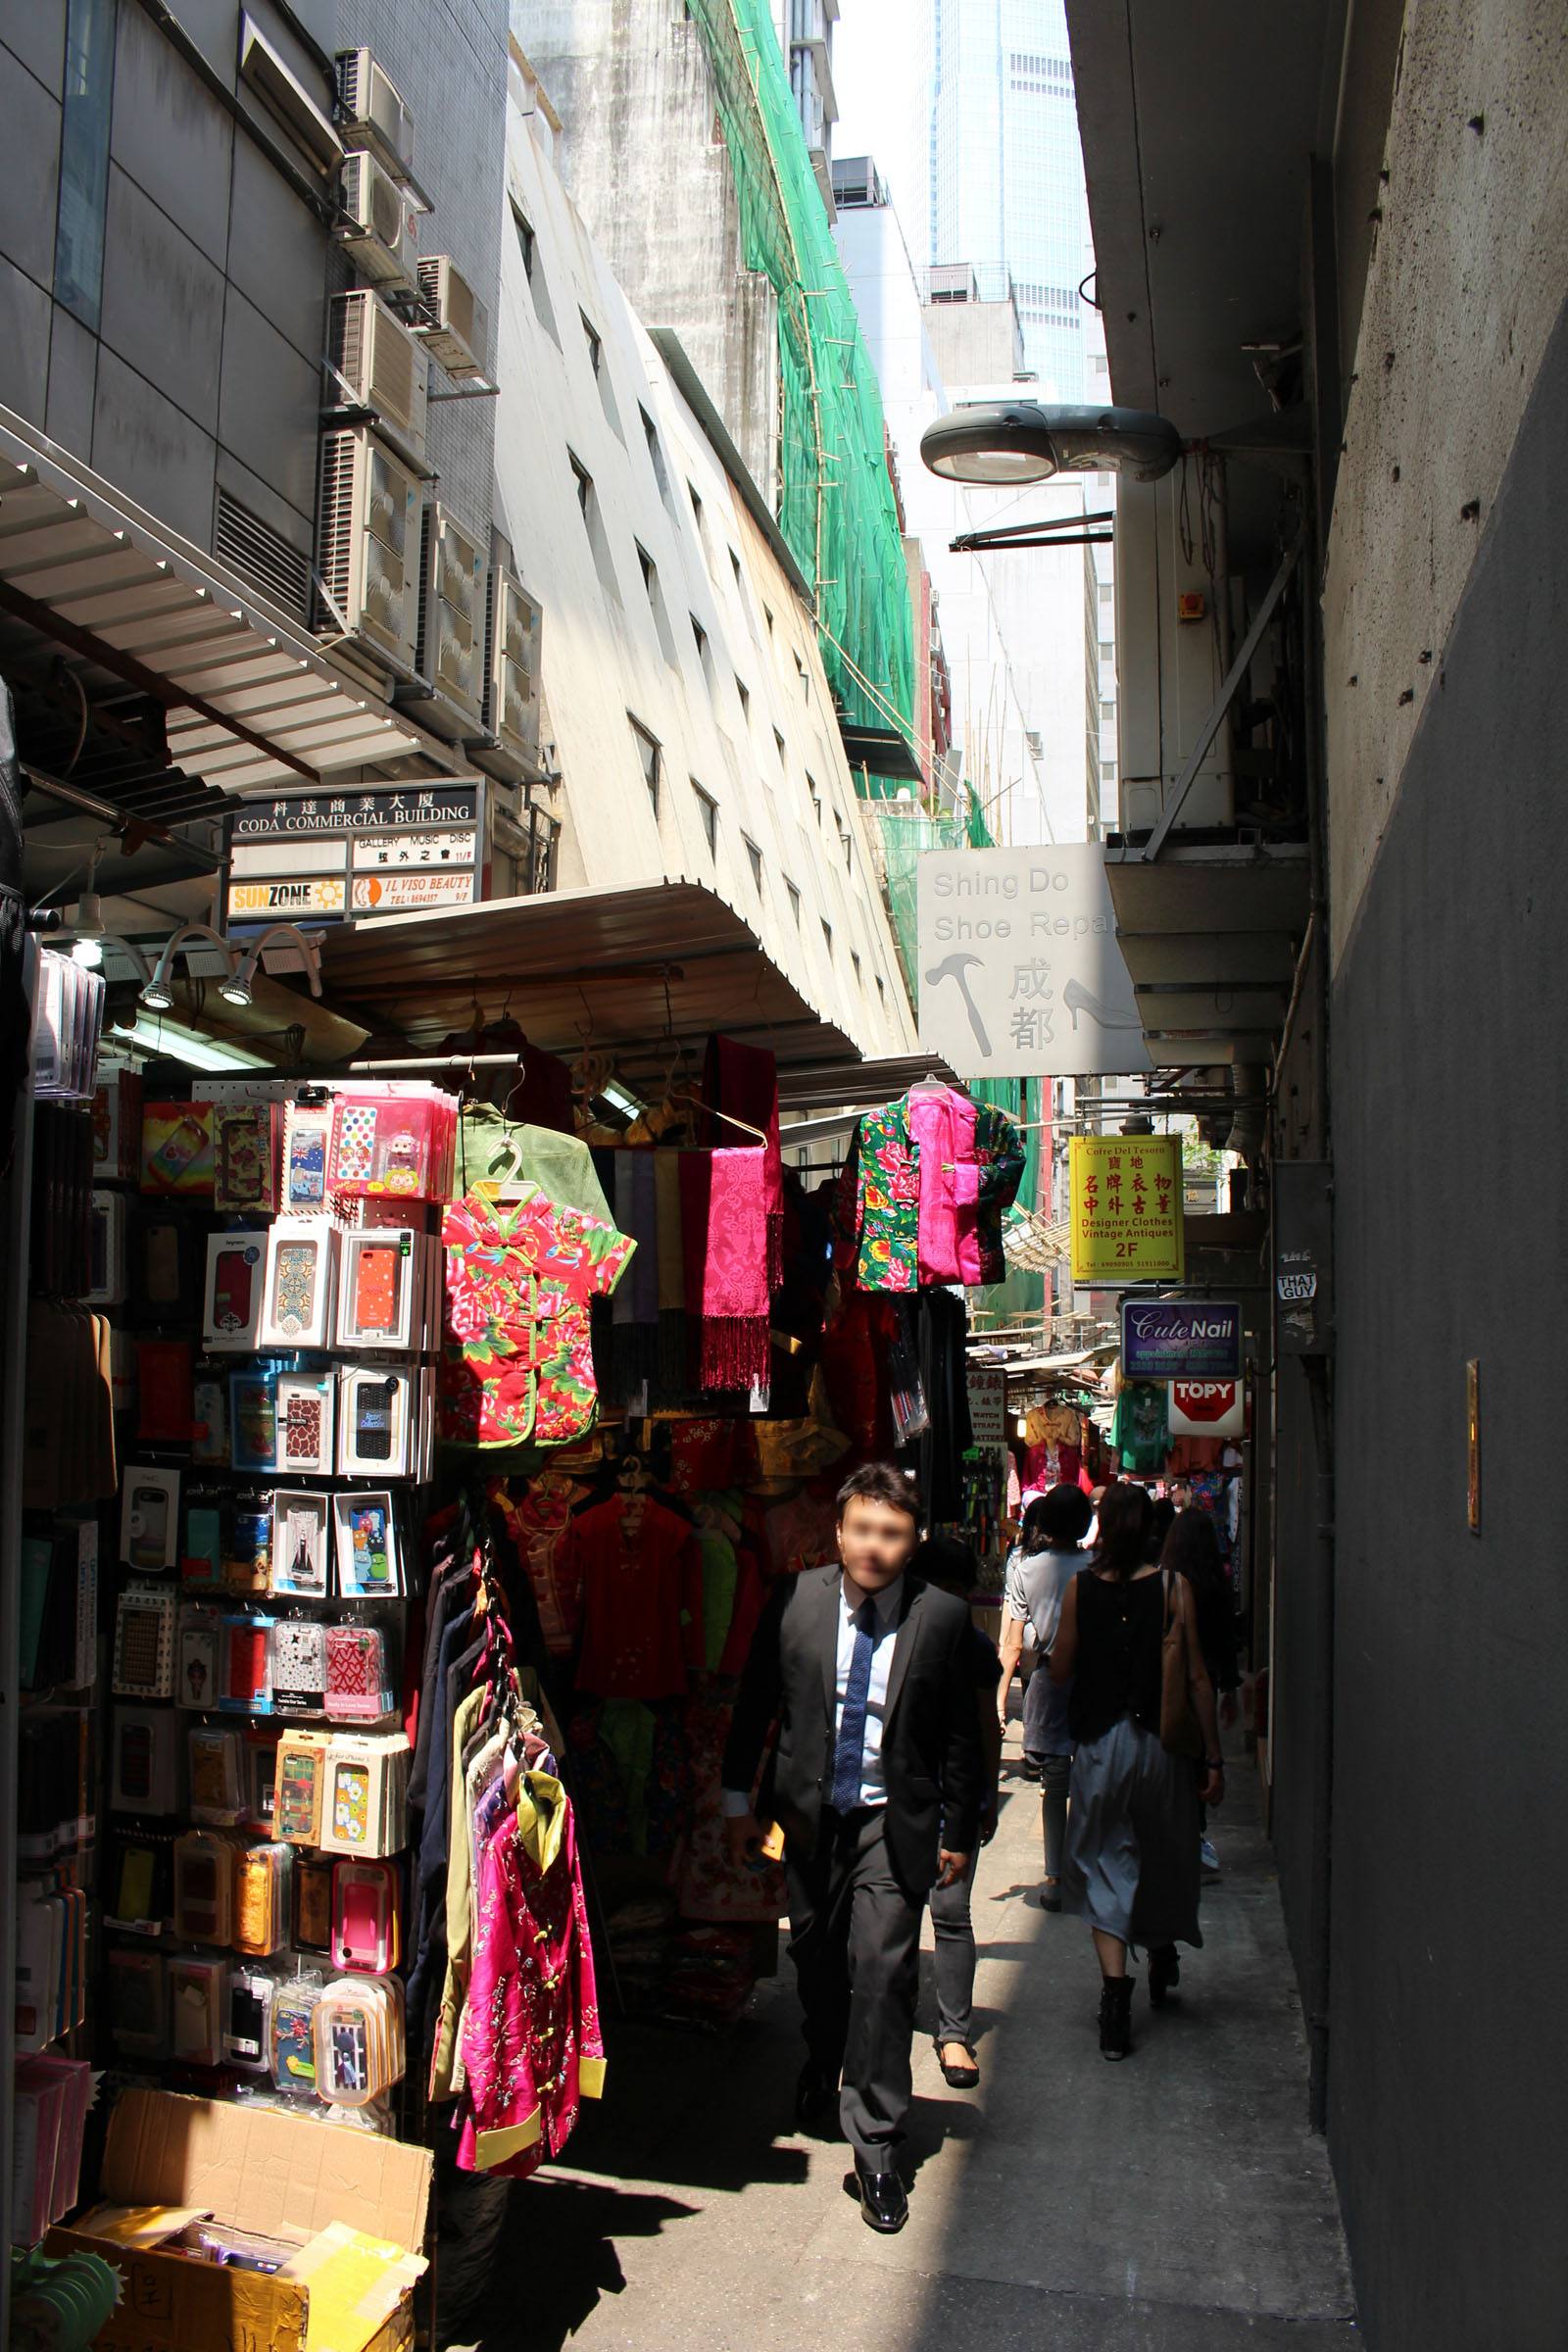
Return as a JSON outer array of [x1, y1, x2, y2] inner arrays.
[[0, 0, 336, 577], [1327, 290, 1568, 2343], [509, 0, 778, 507], [337, 0, 510, 560]]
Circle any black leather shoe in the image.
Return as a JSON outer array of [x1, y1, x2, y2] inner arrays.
[[795, 2065, 840, 2134], [851, 2155, 908, 2233]]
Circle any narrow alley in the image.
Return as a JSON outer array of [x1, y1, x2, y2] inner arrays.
[[462, 1721, 1355, 2352]]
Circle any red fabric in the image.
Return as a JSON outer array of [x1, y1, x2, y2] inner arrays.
[[491, 1475, 591, 1657], [717, 1546, 767, 1676], [565, 1496, 707, 1699], [667, 1417, 741, 1493], [701, 1036, 783, 1285], [678, 1149, 770, 1390]]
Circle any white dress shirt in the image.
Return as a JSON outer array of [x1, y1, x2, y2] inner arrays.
[[721, 1571, 905, 1817]]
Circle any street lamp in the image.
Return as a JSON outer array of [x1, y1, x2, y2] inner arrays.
[[920, 402, 1182, 486]]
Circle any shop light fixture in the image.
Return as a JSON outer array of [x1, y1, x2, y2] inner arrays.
[[109, 1013, 273, 1073], [139, 922, 241, 1013], [70, 891, 104, 968], [220, 923, 325, 1008], [919, 401, 1182, 486]]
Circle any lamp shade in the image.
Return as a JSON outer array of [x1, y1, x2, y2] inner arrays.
[[920, 402, 1182, 486]]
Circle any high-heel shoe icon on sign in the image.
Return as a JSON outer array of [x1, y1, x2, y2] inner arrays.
[[924, 951, 993, 1057], [1062, 976, 1142, 1032]]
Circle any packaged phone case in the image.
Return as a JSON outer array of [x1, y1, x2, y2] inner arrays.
[[213, 1103, 278, 1214], [229, 1368, 280, 1476], [172, 1828, 234, 1944], [275, 1370, 334, 1477], [244, 1730, 279, 1830], [227, 1494, 274, 1594], [112, 1584, 177, 1699], [110, 1706, 178, 1814], [313, 1974, 405, 2105], [191, 1372, 228, 1466], [233, 1841, 291, 1956], [270, 1617, 328, 1715], [330, 1859, 399, 1974], [176, 1603, 222, 1708], [274, 1730, 330, 1845], [270, 1492, 331, 1599], [188, 1724, 243, 1822], [109, 1948, 166, 2054], [168, 1952, 226, 2066], [318, 1732, 410, 1858], [120, 1467, 180, 1574], [202, 1231, 266, 1350], [260, 1219, 340, 1349], [333, 1491, 400, 1596], [224, 1960, 278, 2070], [270, 1969, 324, 2095], [323, 1624, 390, 1722], [293, 1852, 335, 1952], [140, 1102, 214, 1196], [336, 1228, 418, 1349], [282, 1101, 334, 1212], [329, 1094, 448, 1200], [182, 1498, 225, 1591], [86, 1188, 127, 1306], [338, 1369, 413, 1479], [220, 1612, 275, 1713]]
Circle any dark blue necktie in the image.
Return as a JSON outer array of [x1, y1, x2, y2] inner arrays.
[[831, 1599, 877, 1812]]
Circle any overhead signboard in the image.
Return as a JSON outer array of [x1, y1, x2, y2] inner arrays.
[[224, 786, 481, 927], [1069, 1134, 1184, 1282], [966, 1364, 1007, 1445], [915, 842, 1152, 1077], [1120, 1299, 1242, 1381], [1169, 1379, 1245, 1438]]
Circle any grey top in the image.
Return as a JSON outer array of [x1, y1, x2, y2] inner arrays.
[[1003, 1543, 1084, 1655]]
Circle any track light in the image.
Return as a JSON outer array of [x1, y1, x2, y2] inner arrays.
[[138, 921, 237, 1015]]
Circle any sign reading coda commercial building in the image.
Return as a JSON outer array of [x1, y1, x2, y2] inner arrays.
[[915, 843, 1152, 1077], [1120, 1299, 1242, 1382], [224, 786, 480, 926]]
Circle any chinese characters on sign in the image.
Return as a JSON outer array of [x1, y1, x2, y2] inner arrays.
[[965, 1365, 1007, 1445], [1068, 1135, 1184, 1283], [224, 788, 480, 926]]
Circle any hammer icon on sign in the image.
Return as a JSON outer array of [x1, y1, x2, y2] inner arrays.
[[924, 951, 993, 1058]]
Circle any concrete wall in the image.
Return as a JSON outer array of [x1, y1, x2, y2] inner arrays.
[[1322, 0, 1568, 966], [495, 68, 913, 1058], [0, 0, 334, 585], [509, 0, 779, 509]]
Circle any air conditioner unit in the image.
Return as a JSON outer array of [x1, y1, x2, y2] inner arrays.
[[328, 290, 428, 464], [415, 256, 488, 382], [483, 567, 542, 764], [1114, 473, 1235, 838], [335, 47, 414, 175], [315, 427, 421, 677], [415, 506, 486, 730], [337, 150, 416, 291]]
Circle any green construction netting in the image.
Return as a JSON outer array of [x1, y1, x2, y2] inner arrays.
[[685, 0, 915, 757]]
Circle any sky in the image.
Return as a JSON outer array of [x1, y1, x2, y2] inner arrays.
[[831, 0, 930, 258]]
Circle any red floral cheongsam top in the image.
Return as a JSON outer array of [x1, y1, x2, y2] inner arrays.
[[458, 1772, 604, 2179], [439, 1190, 634, 1449]]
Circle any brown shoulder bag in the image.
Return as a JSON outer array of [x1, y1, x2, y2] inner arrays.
[[1159, 1571, 1205, 1760]]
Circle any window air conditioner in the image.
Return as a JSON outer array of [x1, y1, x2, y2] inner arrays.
[[484, 567, 542, 764], [415, 256, 488, 382], [315, 427, 421, 678], [328, 290, 428, 464], [335, 48, 415, 175], [337, 150, 416, 291], [416, 506, 486, 729]]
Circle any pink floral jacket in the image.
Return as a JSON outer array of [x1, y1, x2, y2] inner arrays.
[[458, 1772, 604, 2177]]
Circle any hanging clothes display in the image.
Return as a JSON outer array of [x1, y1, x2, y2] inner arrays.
[[841, 1087, 1025, 1293], [1111, 1378, 1169, 1474], [439, 1189, 634, 1449], [678, 1147, 771, 1390], [561, 1493, 707, 1702], [699, 1034, 785, 1288]]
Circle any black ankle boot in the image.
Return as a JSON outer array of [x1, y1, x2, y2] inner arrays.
[[1099, 1975, 1134, 2060], [1149, 1943, 1180, 2008]]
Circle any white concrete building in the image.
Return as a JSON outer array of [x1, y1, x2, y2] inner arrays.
[[497, 47, 914, 1059]]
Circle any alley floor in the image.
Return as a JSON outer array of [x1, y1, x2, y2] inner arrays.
[[454, 1719, 1357, 2351]]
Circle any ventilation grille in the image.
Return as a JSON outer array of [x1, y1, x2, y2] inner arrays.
[[215, 489, 310, 618], [315, 434, 359, 624]]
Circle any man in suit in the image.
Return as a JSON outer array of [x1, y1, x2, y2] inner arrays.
[[722, 1461, 982, 2233]]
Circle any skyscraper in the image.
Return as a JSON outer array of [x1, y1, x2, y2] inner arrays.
[[928, 0, 1089, 396]]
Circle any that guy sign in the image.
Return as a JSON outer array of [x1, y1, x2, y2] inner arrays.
[[915, 843, 1152, 1077]]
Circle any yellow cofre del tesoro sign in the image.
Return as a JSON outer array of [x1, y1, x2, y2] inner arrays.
[[1069, 1135, 1185, 1282]]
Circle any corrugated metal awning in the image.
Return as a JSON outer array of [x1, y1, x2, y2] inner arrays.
[[0, 405, 461, 799]]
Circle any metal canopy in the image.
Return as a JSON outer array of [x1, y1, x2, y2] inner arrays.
[[1104, 844, 1309, 1067], [0, 406, 461, 801], [316, 878, 866, 1078]]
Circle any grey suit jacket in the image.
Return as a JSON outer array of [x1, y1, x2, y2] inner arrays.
[[721, 1563, 983, 1891]]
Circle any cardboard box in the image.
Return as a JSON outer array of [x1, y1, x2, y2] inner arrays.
[[45, 2087, 429, 2352]]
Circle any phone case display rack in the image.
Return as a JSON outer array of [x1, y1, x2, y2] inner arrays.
[[83, 1076, 458, 2121]]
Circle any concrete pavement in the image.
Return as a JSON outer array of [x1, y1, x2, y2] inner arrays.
[[454, 1717, 1357, 2349]]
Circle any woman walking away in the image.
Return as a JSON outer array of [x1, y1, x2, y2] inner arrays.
[[1050, 1482, 1223, 2060], [1159, 1505, 1241, 1879], [913, 1535, 1003, 2091], [997, 1486, 1093, 1909]]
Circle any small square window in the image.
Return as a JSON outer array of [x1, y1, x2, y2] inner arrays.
[[785, 879, 801, 926], [569, 452, 592, 517], [735, 676, 751, 722], [641, 406, 672, 505], [743, 835, 762, 890], [729, 548, 743, 590], [629, 714, 661, 811], [636, 541, 655, 591], [807, 771, 821, 821], [820, 919, 834, 960], [580, 312, 603, 377], [794, 650, 808, 700], [772, 727, 786, 766], [692, 615, 709, 662], [692, 779, 717, 854], [511, 200, 535, 281], [763, 606, 774, 636]]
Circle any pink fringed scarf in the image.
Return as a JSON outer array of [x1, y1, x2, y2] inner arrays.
[[701, 1036, 784, 1290], [679, 1147, 771, 1391]]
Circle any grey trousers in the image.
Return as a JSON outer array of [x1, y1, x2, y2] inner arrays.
[[786, 1805, 923, 2166], [928, 1846, 981, 2044]]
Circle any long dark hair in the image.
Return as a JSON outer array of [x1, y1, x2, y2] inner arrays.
[[1094, 1480, 1152, 1581], [1021, 1484, 1094, 1553], [1159, 1505, 1224, 1593]]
